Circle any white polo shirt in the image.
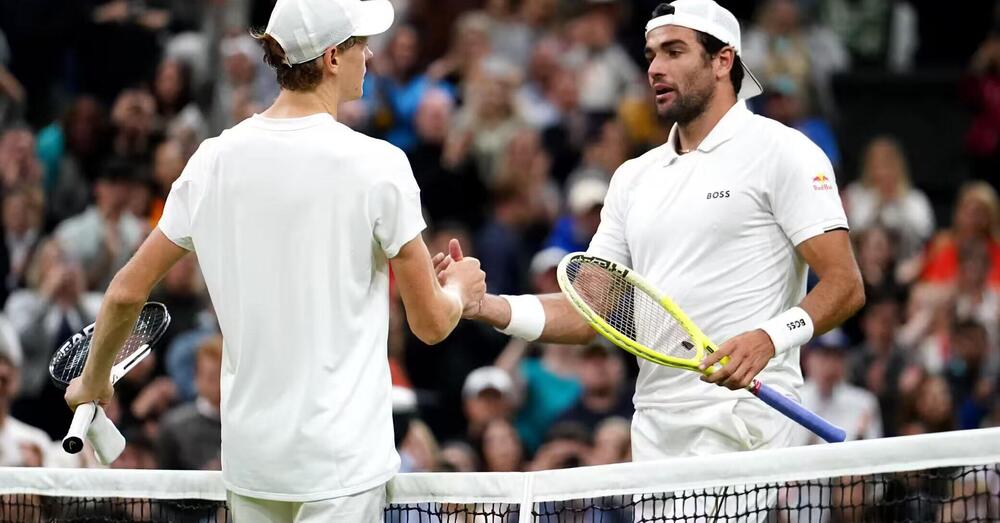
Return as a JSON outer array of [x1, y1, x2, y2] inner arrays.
[[588, 101, 848, 409], [158, 113, 425, 501]]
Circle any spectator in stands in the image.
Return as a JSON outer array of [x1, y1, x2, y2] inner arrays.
[[759, 78, 841, 168], [1, 185, 44, 302], [152, 58, 208, 145], [945, 321, 997, 430], [409, 89, 487, 227], [844, 136, 935, 260], [854, 226, 909, 303], [899, 373, 956, 434], [0, 352, 50, 467], [496, 338, 582, 454], [146, 139, 186, 228], [920, 181, 1000, 289], [5, 239, 100, 439], [963, 32, 1000, 186], [475, 185, 534, 295], [463, 366, 519, 440], [0, 128, 43, 191], [446, 56, 526, 187], [742, 0, 849, 117], [212, 34, 271, 134], [799, 329, 882, 444], [555, 339, 633, 432], [849, 293, 917, 437], [438, 440, 480, 472], [427, 12, 493, 95], [35, 96, 111, 226], [528, 246, 567, 295], [149, 254, 205, 352], [364, 26, 451, 152], [818, 0, 913, 69], [951, 240, 1000, 345], [566, 0, 644, 117], [482, 0, 534, 69], [477, 417, 524, 472], [585, 416, 630, 466], [54, 160, 146, 291], [528, 421, 590, 471], [109, 88, 159, 165], [0, 28, 25, 127], [563, 119, 630, 190], [111, 427, 158, 470], [156, 335, 222, 470], [545, 178, 607, 253]]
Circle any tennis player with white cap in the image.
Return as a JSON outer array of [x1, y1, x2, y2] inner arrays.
[[437, 0, 864, 476], [65, 0, 486, 521]]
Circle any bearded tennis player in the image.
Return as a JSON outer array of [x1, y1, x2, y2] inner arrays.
[[438, 0, 863, 498], [65, 0, 486, 521]]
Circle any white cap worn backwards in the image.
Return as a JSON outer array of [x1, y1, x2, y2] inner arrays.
[[645, 0, 763, 99], [265, 0, 395, 65]]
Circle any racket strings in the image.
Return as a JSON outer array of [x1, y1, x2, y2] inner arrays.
[[567, 259, 696, 360], [50, 304, 169, 386]]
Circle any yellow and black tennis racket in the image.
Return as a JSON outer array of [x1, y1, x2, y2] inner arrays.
[[557, 252, 845, 443]]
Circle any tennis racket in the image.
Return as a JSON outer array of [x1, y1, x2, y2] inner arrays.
[[49, 302, 171, 461], [557, 253, 846, 443]]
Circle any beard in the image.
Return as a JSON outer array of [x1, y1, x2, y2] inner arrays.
[[657, 75, 715, 125]]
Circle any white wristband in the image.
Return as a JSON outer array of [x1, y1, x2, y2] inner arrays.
[[497, 294, 545, 341], [758, 307, 814, 355]]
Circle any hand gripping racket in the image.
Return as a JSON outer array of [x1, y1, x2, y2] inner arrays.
[[557, 253, 846, 443], [49, 302, 171, 463]]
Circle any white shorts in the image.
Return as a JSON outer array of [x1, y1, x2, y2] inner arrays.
[[228, 484, 386, 523], [630, 398, 796, 522]]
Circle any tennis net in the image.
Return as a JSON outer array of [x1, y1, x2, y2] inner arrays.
[[1, 428, 998, 522]]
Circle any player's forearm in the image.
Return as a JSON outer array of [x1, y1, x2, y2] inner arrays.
[[799, 267, 865, 336], [474, 293, 595, 345], [80, 278, 148, 388], [407, 287, 462, 345]]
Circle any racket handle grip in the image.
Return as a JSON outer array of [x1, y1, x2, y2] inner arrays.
[[62, 403, 127, 465], [750, 380, 847, 443], [62, 402, 97, 454]]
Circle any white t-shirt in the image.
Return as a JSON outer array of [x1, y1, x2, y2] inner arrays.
[[158, 113, 425, 501], [588, 101, 848, 409]]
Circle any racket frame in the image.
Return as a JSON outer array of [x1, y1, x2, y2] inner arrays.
[[557, 253, 717, 372]]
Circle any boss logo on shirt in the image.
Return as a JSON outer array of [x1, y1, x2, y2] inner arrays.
[[706, 190, 731, 200]]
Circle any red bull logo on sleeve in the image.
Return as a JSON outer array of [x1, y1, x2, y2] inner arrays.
[[812, 174, 833, 191]]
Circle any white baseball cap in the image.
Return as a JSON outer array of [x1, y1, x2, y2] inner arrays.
[[645, 0, 763, 99], [265, 0, 395, 65], [462, 366, 516, 400], [568, 178, 609, 215]]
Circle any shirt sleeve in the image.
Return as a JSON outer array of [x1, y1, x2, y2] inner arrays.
[[157, 142, 212, 251], [368, 146, 426, 258], [586, 162, 633, 267], [771, 133, 849, 246]]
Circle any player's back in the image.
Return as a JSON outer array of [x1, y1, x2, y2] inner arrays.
[[159, 113, 423, 500]]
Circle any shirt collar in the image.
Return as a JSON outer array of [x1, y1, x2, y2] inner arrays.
[[662, 100, 752, 165]]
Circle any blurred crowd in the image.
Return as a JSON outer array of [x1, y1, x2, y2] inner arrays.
[[0, 0, 999, 477]]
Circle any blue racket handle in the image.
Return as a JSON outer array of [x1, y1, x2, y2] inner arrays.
[[749, 380, 846, 443]]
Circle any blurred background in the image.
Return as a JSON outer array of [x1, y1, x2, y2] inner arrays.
[[0, 0, 999, 474]]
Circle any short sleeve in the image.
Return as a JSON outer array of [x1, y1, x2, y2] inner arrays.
[[368, 147, 426, 258], [157, 142, 211, 251], [771, 134, 849, 246], [586, 162, 633, 266]]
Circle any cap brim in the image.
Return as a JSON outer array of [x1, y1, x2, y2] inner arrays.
[[349, 0, 395, 37], [738, 57, 764, 100]]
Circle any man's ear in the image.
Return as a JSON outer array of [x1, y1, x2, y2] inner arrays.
[[715, 47, 735, 81], [323, 46, 339, 74]]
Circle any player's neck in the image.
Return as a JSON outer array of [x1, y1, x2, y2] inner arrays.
[[675, 94, 737, 154], [262, 84, 342, 120]]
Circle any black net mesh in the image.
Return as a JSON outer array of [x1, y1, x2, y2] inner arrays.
[[4, 465, 998, 522]]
